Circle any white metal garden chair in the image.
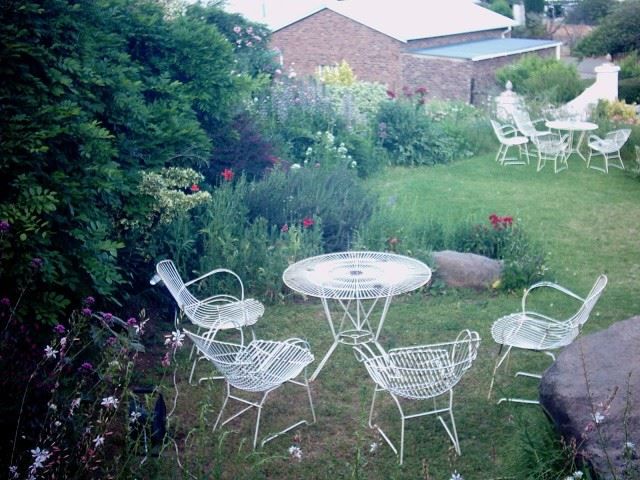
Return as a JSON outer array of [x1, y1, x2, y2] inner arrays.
[[587, 128, 631, 173], [184, 328, 316, 449], [490, 119, 529, 166], [488, 274, 607, 405], [533, 132, 570, 173], [512, 109, 552, 144], [354, 330, 481, 465], [151, 259, 265, 382]]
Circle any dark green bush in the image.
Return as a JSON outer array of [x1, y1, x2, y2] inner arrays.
[[574, 0, 640, 57], [618, 77, 640, 104]]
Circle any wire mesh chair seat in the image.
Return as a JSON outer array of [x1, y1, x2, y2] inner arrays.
[[355, 330, 480, 464], [152, 259, 265, 382], [587, 128, 631, 173], [533, 132, 570, 173], [490, 120, 529, 166], [512, 109, 552, 141], [488, 275, 607, 405], [185, 329, 316, 449]]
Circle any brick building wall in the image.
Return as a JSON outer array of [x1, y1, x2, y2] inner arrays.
[[401, 55, 473, 102], [271, 8, 404, 89], [406, 28, 507, 50]]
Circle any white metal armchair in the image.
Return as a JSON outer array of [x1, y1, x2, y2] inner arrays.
[[184, 329, 316, 449], [512, 109, 552, 143], [488, 274, 607, 404], [587, 128, 631, 173], [533, 132, 570, 173], [152, 259, 265, 382], [354, 330, 481, 464], [490, 119, 529, 166]]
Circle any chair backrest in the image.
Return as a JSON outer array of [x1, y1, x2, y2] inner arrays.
[[355, 330, 480, 400], [155, 260, 198, 311], [490, 119, 507, 143], [184, 328, 243, 377], [569, 274, 608, 329], [605, 129, 631, 148], [511, 109, 537, 137]]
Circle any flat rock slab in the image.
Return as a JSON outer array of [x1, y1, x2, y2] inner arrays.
[[431, 250, 502, 290], [539, 316, 640, 479]]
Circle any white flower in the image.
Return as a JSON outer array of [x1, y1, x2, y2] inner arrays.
[[101, 396, 119, 410], [593, 411, 605, 424], [30, 447, 50, 470], [164, 329, 185, 349], [450, 471, 464, 480], [564, 476, 575, 480], [369, 442, 379, 454], [93, 435, 105, 448], [9, 465, 18, 479], [54, 421, 62, 428], [290, 163, 301, 170], [129, 411, 142, 424], [48, 403, 57, 412], [288, 445, 302, 461], [573, 471, 584, 479], [625, 441, 636, 450], [44, 345, 58, 359], [59, 337, 67, 347]]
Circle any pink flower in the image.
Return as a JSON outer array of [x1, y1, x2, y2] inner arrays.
[[190, 184, 200, 192], [281, 223, 289, 233], [302, 217, 314, 228], [81, 307, 92, 317], [161, 352, 171, 368], [415, 86, 428, 95], [221, 168, 234, 182], [84, 296, 95, 305], [386, 89, 395, 99], [127, 317, 137, 326], [1, 297, 10, 306], [233, 25, 242, 34], [54, 324, 66, 334]]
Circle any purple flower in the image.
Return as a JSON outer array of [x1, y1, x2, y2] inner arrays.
[[54, 324, 66, 334], [0, 220, 9, 232], [127, 317, 137, 326], [30, 257, 44, 269], [84, 296, 95, 306], [102, 312, 113, 324], [106, 336, 117, 346], [81, 307, 92, 317], [1, 297, 10, 306], [80, 362, 93, 372]]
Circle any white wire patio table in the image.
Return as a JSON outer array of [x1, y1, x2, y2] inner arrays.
[[545, 120, 598, 162], [282, 251, 432, 381]]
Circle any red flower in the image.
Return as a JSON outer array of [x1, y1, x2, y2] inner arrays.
[[281, 223, 289, 233], [415, 86, 428, 96], [190, 184, 200, 192], [386, 89, 396, 99], [221, 168, 234, 181], [302, 217, 314, 228]]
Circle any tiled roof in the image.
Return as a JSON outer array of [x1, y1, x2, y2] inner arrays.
[[224, 0, 517, 42]]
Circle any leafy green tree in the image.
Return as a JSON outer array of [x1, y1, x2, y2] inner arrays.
[[487, 0, 514, 18], [574, 0, 640, 57], [565, 0, 613, 25], [0, 0, 240, 322], [524, 0, 544, 14]]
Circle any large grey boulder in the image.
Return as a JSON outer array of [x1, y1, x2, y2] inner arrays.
[[431, 250, 502, 290], [539, 316, 640, 479]]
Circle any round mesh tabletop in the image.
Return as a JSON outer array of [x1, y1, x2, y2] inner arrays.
[[282, 251, 432, 300]]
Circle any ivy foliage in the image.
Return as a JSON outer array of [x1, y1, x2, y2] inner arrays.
[[0, 0, 242, 322]]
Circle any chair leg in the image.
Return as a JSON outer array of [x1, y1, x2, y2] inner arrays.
[[437, 389, 460, 456], [488, 345, 511, 399]]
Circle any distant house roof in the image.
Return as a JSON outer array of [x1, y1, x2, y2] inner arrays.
[[224, 0, 518, 42], [411, 38, 562, 61]]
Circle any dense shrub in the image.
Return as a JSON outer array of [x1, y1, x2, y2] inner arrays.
[[375, 98, 459, 166], [244, 167, 376, 252], [619, 51, 640, 79], [324, 81, 389, 128], [495, 55, 583, 103], [449, 215, 547, 290], [0, 0, 251, 323]]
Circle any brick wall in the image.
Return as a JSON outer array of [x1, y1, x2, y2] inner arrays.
[[471, 47, 557, 104], [406, 28, 507, 50], [271, 9, 404, 89], [401, 54, 473, 102]]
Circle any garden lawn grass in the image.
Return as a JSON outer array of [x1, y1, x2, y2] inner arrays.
[[154, 154, 640, 479]]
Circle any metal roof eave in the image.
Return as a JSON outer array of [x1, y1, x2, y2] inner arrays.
[[469, 41, 562, 61]]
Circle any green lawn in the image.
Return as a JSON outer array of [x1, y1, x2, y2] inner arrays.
[[151, 154, 640, 479]]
